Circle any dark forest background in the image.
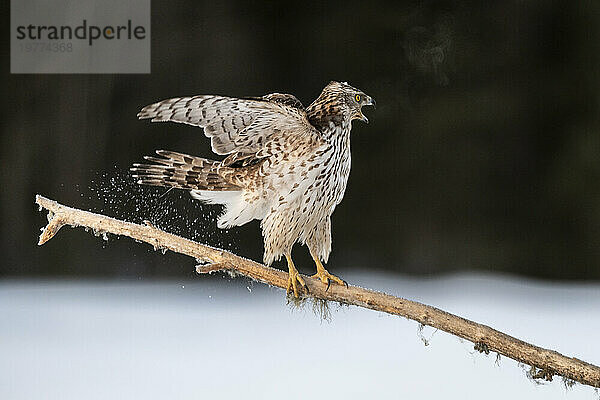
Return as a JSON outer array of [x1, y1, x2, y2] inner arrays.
[[2, 1, 599, 280]]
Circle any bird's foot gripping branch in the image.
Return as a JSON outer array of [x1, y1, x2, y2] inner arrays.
[[35, 194, 600, 389]]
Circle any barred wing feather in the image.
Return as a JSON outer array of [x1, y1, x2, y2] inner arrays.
[[138, 95, 319, 157]]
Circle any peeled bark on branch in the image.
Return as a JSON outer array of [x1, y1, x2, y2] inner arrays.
[[35, 194, 600, 389]]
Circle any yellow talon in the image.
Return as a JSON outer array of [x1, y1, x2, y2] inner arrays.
[[310, 257, 346, 290], [285, 254, 308, 298]]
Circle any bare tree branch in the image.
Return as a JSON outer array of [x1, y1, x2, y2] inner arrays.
[[35, 194, 600, 389]]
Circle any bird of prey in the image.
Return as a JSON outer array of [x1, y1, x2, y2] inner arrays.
[[131, 81, 375, 297]]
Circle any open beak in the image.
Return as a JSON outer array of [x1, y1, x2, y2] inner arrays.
[[357, 95, 376, 123]]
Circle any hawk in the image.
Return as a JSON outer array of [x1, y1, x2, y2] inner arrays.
[[131, 81, 375, 297]]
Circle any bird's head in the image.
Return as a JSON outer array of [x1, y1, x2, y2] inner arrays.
[[323, 81, 376, 124]]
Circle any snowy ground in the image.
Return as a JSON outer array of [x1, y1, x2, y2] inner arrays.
[[1, 272, 599, 399]]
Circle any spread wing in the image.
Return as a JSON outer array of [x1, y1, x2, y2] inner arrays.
[[138, 94, 320, 162]]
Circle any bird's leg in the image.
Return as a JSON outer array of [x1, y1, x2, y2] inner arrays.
[[285, 253, 308, 298], [310, 255, 347, 291]]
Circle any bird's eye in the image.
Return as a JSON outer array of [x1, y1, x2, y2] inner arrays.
[[355, 94, 361, 102]]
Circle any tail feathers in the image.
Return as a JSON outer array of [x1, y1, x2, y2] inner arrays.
[[131, 150, 240, 191], [132, 150, 264, 229]]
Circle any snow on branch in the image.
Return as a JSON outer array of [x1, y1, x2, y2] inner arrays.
[[35, 194, 600, 389]]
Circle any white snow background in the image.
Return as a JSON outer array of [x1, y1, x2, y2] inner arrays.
[[1, 272, 599, 399]]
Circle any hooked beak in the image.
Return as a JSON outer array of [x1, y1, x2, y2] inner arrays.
[[357, 95, 376, 124], [366, 95, 376, 109]]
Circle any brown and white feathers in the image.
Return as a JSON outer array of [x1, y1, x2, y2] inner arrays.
[[132, 81, 375, 265]]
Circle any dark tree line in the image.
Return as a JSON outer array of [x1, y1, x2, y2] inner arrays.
[[2, 1, 599, 279]]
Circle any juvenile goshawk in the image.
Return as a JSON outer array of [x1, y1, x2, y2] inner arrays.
[[131, 81, 375, 296]]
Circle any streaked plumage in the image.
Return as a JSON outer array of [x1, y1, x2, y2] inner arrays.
[[132, 81, 375, 296]]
